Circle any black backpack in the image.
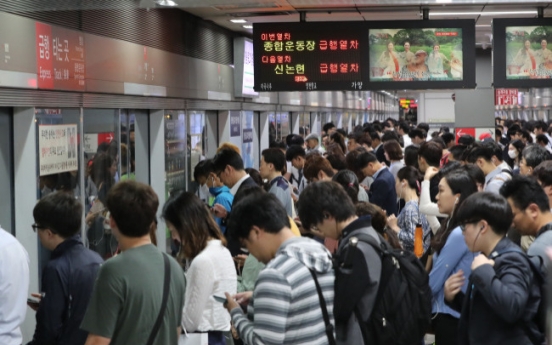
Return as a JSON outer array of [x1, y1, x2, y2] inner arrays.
[[335, 231, 432, 345]]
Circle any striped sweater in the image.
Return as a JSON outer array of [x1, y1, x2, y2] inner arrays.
[[231, 237, 335, 345]]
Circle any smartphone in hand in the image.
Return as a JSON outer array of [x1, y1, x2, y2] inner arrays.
[[213, 295, 227, 304]]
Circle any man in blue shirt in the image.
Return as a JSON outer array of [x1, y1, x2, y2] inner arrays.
[[355, 151, 398, 216]]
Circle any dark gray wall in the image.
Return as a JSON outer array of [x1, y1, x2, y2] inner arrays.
[[454, 49, 494, 128]]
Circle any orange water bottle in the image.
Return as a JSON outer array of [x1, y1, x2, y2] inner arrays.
[[414, 223, 423, 258]]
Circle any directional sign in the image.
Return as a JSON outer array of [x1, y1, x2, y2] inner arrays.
[[455, 127, 475, 144]]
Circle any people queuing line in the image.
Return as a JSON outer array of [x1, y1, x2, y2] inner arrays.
[[2, 117, 552, 345]]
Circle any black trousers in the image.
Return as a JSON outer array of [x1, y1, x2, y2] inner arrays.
[[432, 313, 459, 345]]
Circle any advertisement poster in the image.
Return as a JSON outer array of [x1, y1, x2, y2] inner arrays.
[[38, 124, 78, 176], [230, 111, 241, 137], [369, 28, 463, 81], [242, 111, 255, 168], [505, 26, 552, 79]]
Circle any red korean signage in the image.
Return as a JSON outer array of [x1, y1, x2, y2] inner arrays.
[[495, 88, 518, 106], [455, 127, 475, 144], [36, 22, 85, 91]]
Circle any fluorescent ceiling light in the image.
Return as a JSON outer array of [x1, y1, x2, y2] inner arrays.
[[430, 10, 537, 16], [155, 0, 176, 6], [435, 0, 452, 3], [230, 19, 247, 23], [476, 24, 491, 27], [243, 25, 253, 29]]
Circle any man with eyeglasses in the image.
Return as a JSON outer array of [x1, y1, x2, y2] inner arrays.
[[27, 192, 103, 345]]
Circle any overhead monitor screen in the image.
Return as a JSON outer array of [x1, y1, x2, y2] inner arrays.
[[253, 22, 366, 92], [368, 28, 464, 82], [505, 26, 552, 80]]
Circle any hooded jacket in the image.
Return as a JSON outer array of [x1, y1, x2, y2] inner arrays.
[[231, 237, 335, 345], [209, 185, 233, 234]]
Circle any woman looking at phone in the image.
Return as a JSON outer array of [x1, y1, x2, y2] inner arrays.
[[163, 192, 237, 345]]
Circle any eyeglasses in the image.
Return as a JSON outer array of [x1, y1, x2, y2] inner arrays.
[[31, 224, 47, 232]]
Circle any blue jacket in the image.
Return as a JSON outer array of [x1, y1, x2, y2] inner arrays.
[[447, 237, 542, 345], [369, 167, 398, 216], [28, 236, 103, 345], [210, 185, 234, 234]]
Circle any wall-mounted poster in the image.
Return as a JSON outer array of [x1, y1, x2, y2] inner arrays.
[[38, 124, 78, 176], [505, 26, 552, 79], [369, 28, 463, 82]]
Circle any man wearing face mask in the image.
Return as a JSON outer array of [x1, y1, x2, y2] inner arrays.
[[202, 160, 234, 234]]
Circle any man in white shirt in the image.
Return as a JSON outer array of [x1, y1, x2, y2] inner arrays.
[[398, 121, 412, 149], [0, 227, 30, 345]]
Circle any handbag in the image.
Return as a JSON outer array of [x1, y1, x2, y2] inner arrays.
[[178, 332, 208, 345], [146, 253, 171, 345]]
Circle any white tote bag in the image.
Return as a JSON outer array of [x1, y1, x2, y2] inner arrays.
[[178, 332, 208, 345]]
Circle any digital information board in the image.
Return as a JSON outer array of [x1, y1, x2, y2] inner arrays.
[[253, 20, 475, 91], [253, 22, 366, 92]]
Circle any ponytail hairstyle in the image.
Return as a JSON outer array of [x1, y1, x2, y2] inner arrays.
[[332, 169, 360, 204], [430, 170, 478, 254], [396, 166, 423, 196]]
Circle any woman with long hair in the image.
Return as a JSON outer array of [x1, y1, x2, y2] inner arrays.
[[429, 170, 478, 345], [163, 192, 236, 345], [386, 166, 431, 254]]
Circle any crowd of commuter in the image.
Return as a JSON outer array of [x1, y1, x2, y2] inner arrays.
[[2, 116, 552, 345]]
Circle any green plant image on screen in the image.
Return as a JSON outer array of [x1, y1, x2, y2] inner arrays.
[[369, 28, 463, 81], [505, 26, 552, 80]]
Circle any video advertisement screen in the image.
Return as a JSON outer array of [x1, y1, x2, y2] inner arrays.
[[364, 20, 475, 90], [494, 18, 552, 88]]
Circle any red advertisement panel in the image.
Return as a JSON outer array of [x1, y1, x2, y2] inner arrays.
[[36, 22, 85, 91], [36, 22, 54, 89], [495, 88, 518, 106], [455, 127, 475, 144]]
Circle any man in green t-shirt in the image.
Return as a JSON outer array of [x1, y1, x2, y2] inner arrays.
[[82, 181, 186, 345]]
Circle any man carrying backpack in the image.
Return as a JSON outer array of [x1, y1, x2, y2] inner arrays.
[[444, 192, 544, 345], [297, 181, 431, 345]]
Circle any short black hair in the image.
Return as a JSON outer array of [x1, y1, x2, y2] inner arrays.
[[522, 145, 549, 169], [355, 151, 378, 170], [323, 122, 336, 133], [262, 148, 286, 172], [533, 161, 552, 187], [381, 130, 399, 143], [286, 134, 304, 147], [536, 134, 549, 145], [440, 126, 450, 134], [462, 163, 486, 187], [500, 175, 550, 212], [419, 141, 442, 168], [286, 145, 306, 161], [430, 137, 446, 150], [369, 131, 380, 142], [535, 120, 547, 131], [484, 141, 504, 163], [455, 192, 513, 235], [326, 153, 347, 171], [193, 160, 210, 181], [465, 143, 493, 163], [297, 181, 356, 231], [227, 193, 291, 240], [269, 140, 287, 150], [458, 135, 475, 146], [417, 122, 430, 133], [441, 133, 455, 146], [409, 128, 425, 140], [107, 181, 159, 238], [212, 148, 244, 173], [33, 192, 83, 238], [404, 145, 419, 169], [399, 121, 410, 133], [449, 145, 467, 161]]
